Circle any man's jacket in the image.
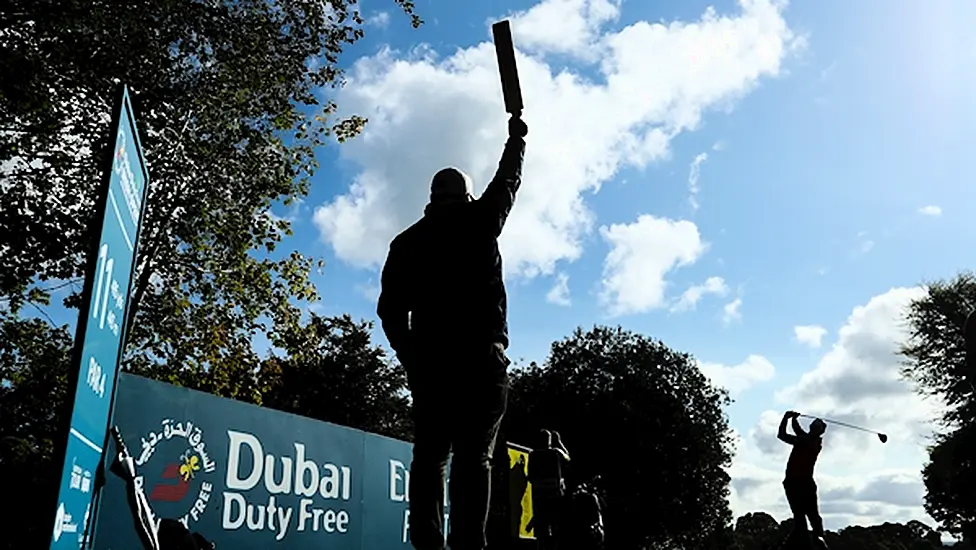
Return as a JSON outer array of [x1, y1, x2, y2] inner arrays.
[[377, 136, 525, 356]]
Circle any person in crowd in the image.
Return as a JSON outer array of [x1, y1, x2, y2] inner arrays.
[[527, 429, 571, 548]]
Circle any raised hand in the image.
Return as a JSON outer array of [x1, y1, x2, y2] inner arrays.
[[509, 115, 528, 138]]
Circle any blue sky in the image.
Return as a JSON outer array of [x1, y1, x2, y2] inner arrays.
[[303, 0, 976, 373], [288, 0, 975, 529], [29, 0, 975, 532]]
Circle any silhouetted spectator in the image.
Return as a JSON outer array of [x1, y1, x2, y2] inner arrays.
[[527, 429, 570, 548], [377, 114, 528, 550]]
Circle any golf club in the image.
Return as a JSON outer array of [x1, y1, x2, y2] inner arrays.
[[798, 414, 888, 443]]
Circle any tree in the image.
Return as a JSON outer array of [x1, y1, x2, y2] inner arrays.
[[1, 0, 420, 401], [901, 272, 976, 428], [900, 271, 976, 540], [259, 314, 412, 440], [0, 317, 74, 548], [921, 423, 976, 542], [1, 2, 420, 545], [730, 515, 950, 550], [503, 325, 735, 550], [733, 512, 784, 550]]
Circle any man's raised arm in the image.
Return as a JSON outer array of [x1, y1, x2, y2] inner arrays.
[[778, 411, 798, 444], [477, 116, 527, 236]]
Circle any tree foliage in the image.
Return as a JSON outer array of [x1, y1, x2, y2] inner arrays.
[[1, 1, 420, 546], [901, 271, 976, 428], [921, 422, 976, 542], [1, 0, 420, 401], [900, 271, 976, 540], [503, 325, 735, 550], [732, 513, 956, 550], [0, 317, 74, 547], [260, 313, 412, 440]]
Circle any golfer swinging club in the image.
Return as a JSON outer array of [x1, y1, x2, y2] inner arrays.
[[778, 410, 828, 549]]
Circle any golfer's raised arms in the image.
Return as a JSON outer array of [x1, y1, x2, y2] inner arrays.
[[791, 414, 808, 438], [778, 410, 799, 444]]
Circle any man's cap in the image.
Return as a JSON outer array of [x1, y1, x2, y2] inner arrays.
[[430, 167, 474, 201]]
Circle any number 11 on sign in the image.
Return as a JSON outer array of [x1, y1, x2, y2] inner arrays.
[[92, 244, 114, 330]]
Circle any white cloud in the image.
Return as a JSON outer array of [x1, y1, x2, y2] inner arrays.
[[546, 272, 572, 306], [852, 231, 874, 257], [671, 275, 728, 312], [730, 426, 934, 531], [699, 354, 775, 396], [723, 297, 743, 325], [687, 152, 708, 210], [918, 205, 942, 216], [503, 0, 622, 61], [598, 214, 707, 316], [794, 324, 827, 348], [367, 11, 391, 28], [775, 287, 942, 442], [355, 280, 381, 302], [729, 288, 945, 530], [313, 0, 801, 280]]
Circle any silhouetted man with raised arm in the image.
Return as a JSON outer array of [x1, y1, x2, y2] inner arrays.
[[377, 114, 528, 550], [778, 410, 828, 550], [527, 429, 571, 548]]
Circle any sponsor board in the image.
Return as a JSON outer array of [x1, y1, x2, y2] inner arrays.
[[94, 373, 447, 549]]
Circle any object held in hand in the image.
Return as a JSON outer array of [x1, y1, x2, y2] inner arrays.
[[797, 413, 888, 443], [492, 20, 523, 115]]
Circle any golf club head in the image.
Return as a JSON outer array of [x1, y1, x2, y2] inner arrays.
[[878, 433, 888, 444]]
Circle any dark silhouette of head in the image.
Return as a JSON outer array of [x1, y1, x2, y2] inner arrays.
[[810, 418, 827, 436], [430, 167, 473, 204]]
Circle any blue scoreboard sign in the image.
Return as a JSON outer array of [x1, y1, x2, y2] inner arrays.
[[50, 85, 151, 549]]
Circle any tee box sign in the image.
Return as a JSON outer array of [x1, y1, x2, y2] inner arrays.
[[50, 85, 151, 549], [94, 373, 451, 550]]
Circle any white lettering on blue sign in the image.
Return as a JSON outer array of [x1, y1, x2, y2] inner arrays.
[[222, 430, 355, 541], [389, 459, 409, 502], [86, 357, 105, 399], [113, 128, 142, 225]]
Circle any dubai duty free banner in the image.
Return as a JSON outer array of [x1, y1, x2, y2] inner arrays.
[[93, 373, 433, 550]]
